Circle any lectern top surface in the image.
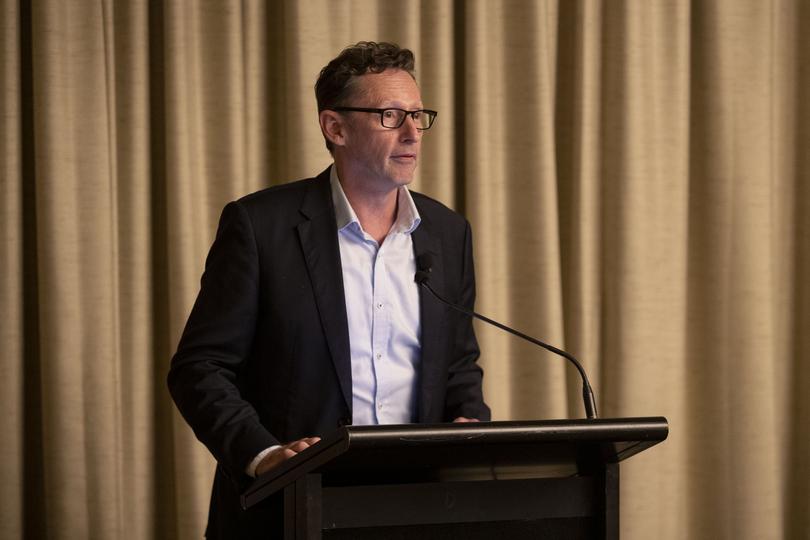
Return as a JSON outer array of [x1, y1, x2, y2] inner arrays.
[[241, 417, 668, 509]]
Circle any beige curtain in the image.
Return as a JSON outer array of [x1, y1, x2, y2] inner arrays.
[[2, 0, 808, 538]]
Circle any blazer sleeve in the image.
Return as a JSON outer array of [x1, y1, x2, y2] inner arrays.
[[167, 201, 279, 485], [443, 220, 492, 421]]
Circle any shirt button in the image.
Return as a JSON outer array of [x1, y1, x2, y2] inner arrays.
[[377, 303, 383, 309], [376, 353, 382, 359]]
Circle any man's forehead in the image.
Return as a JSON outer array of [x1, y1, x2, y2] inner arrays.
[[351, 70, 422, 106]]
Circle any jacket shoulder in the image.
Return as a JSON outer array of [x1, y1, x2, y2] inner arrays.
[[410, 190, 469, 230], [237, 176, 317, 209], [229, 168, 332, 223]]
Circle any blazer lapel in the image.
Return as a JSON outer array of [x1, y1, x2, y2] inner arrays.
[[297, 170, 353, 415], [411, 216, 447, 423]]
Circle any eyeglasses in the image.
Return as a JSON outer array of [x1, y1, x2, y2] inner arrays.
[[332, 107, 438, 130]]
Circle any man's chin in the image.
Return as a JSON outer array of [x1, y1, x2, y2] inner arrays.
[[389, 166, 417, 186], [393, 175, 415, 187]]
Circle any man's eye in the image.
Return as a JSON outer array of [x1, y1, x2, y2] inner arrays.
[[383, 110, 396, 118], [412, 111, 422, 120]]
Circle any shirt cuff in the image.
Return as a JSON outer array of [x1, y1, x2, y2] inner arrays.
[[246, 445, 281, 477]]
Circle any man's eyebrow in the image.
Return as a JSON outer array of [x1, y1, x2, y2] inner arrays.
[[380, 102, 425, 109]]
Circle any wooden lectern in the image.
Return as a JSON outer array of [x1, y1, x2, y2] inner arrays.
[[242, 417, 668, 539]]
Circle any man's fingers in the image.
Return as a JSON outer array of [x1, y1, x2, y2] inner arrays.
[[287, 441, 309, 452], [286, 436, 320, 452], [256, 436, 323, 476]]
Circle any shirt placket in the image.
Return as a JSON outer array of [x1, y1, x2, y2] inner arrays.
[[370, 241, 392, 422]]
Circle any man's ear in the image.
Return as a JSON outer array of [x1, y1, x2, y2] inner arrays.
[[319, 110, 347, 148]]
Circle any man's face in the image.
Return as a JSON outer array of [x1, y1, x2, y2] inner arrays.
[[337, 69, 424, 192]]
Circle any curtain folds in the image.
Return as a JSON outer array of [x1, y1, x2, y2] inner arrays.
[[2, 1, 808, 538]]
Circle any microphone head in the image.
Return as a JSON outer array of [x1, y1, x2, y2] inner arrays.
[[415, 253, 434, 284]]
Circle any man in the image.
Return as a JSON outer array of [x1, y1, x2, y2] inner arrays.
[[168, 41, 490, 538]]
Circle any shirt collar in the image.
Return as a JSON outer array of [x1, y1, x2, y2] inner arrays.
[[330, 165, 421, 235]]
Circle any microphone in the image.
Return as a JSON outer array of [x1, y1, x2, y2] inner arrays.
[[415, 253, 598, 419]]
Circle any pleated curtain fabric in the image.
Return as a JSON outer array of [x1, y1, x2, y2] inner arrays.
[[2, 1, 808, 538]]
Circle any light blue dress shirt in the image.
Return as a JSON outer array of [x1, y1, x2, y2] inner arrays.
[[330, 167, 422, 425]]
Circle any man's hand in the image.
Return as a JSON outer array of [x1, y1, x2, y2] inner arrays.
[[453, 417, 480, 423], [255, 437, 321, 476]]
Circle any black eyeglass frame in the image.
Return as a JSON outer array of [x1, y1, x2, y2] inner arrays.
[[332, 107, 438, 130]]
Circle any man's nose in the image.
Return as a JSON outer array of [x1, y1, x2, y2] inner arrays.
[[400, 114, 421, 140]]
